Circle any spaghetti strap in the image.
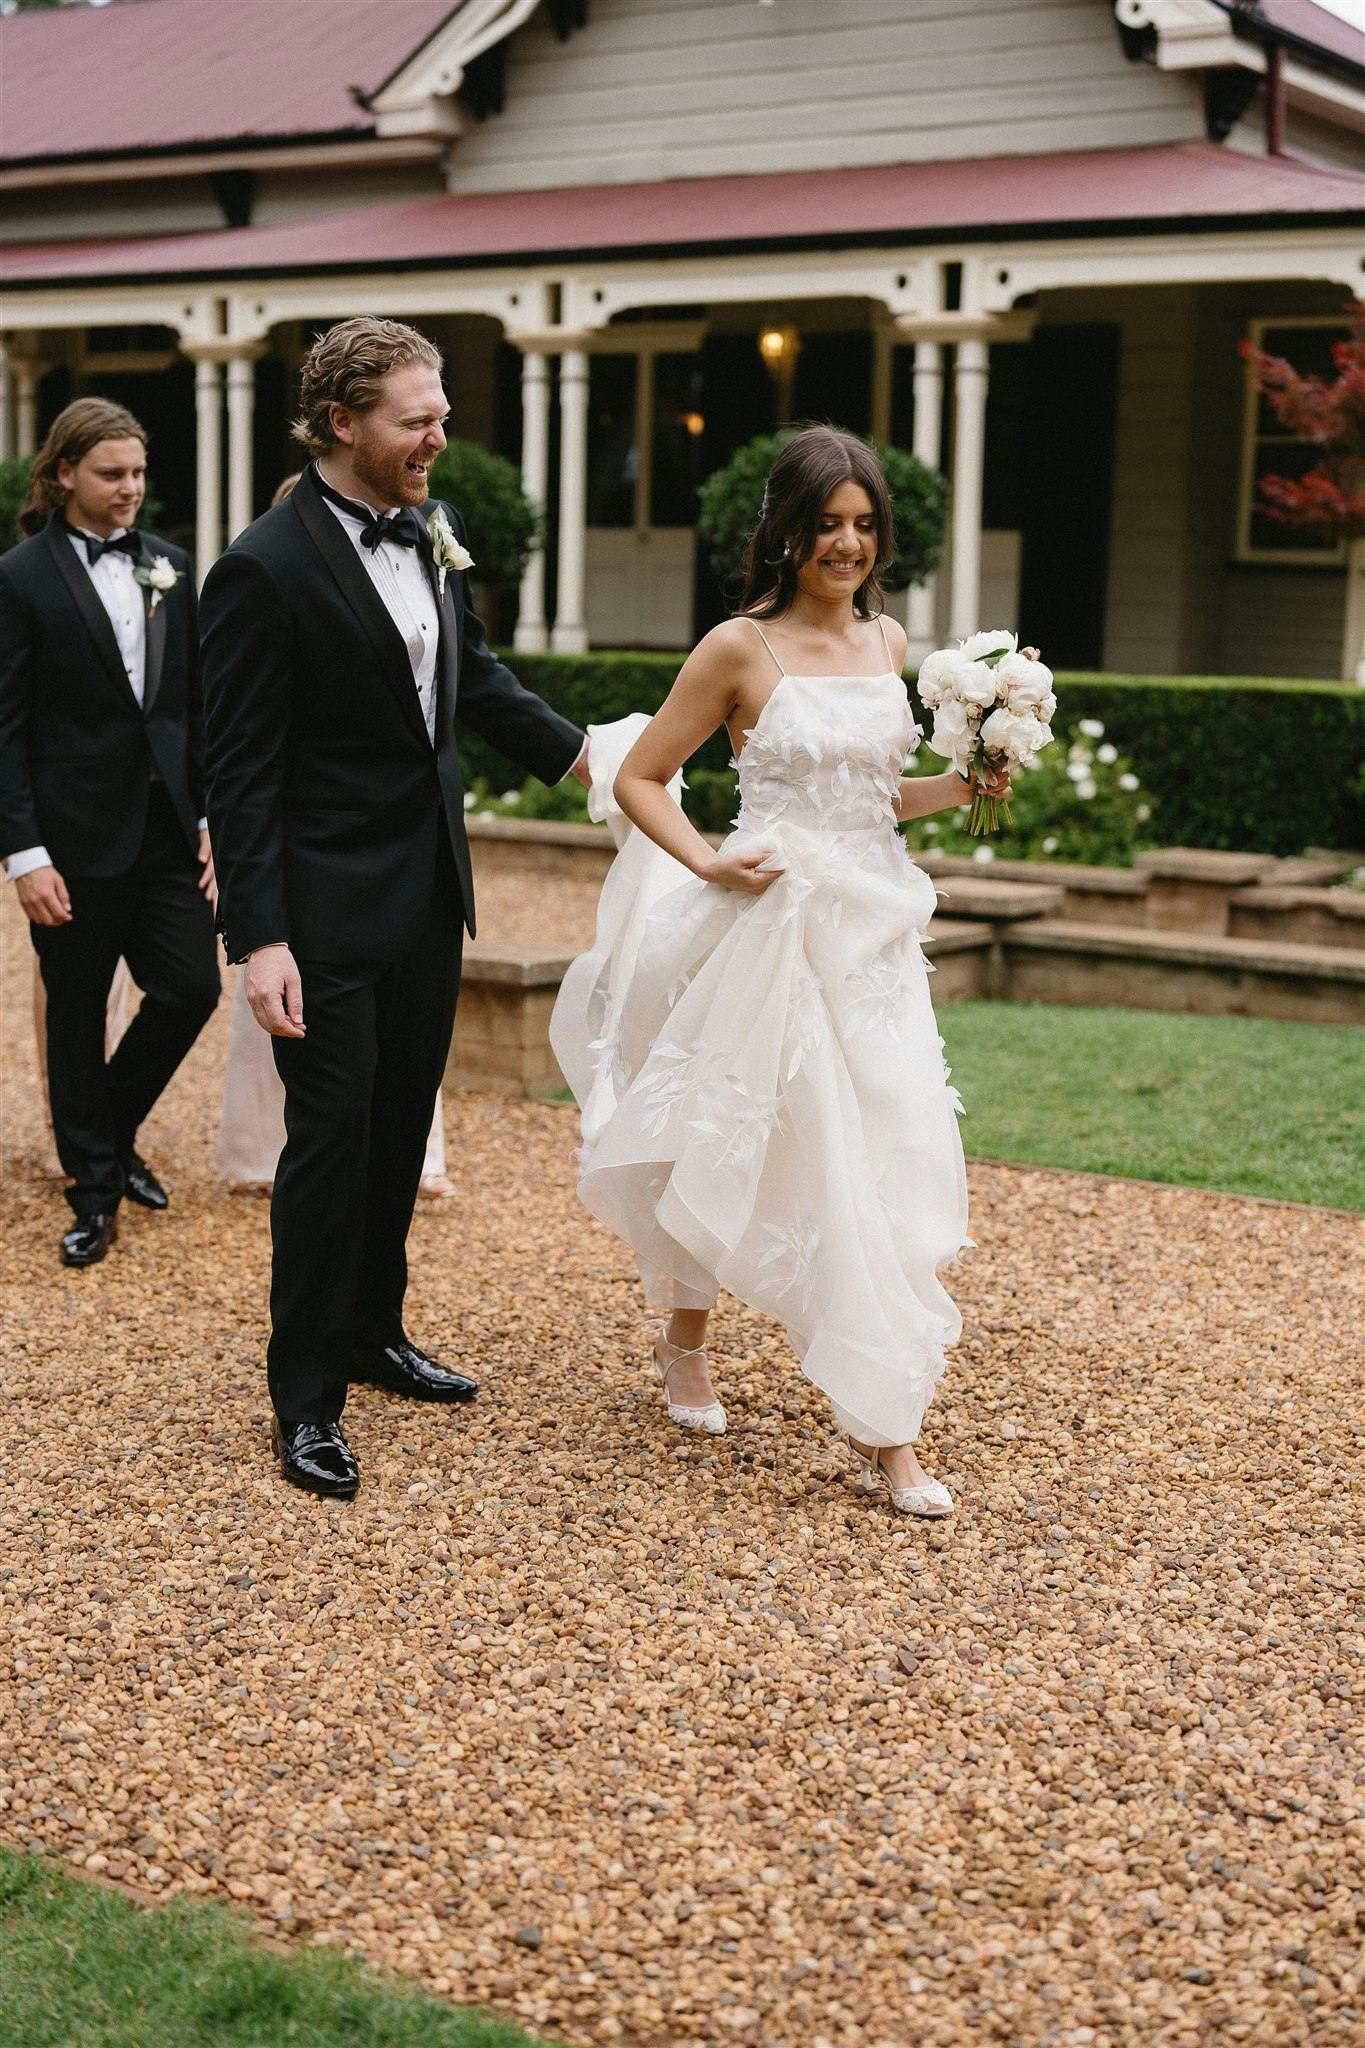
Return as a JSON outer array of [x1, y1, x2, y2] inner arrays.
[[875, 613, 895, 670], [743, 617, 785, 677]]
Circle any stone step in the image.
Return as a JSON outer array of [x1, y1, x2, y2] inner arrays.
[[1002, 919, 1365, 1027], [1229, 887, 1365, 953], [926, 876, 1064, 921]]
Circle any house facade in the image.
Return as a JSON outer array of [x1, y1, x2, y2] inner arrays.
[[2, 0, 1363, 676]]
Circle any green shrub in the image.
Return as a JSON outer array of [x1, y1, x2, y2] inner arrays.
[[904, 720, 1157, 866], [1042, 673, 1365, 858], [695, 429, 947, 591], [464, 773, 592, 824], [0, 457, 30, 552], [427, 441, 540, 594], [469, 655, 1365, 860]]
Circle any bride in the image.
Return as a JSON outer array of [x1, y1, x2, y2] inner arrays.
[[551, 426, 1016, 1517]]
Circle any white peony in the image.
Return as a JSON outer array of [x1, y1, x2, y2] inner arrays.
[[916, 648, 961, 708], [958, 628, 1016, 662], [932, 696, 969, 741], [1037, 691, 1057, 722], [955, 660, 1002, 709], [983, 708, 1051, 763], [996, 651, 1054, 712]]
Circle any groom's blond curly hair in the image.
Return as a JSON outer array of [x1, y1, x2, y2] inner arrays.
[[292, 317, 443, 457]]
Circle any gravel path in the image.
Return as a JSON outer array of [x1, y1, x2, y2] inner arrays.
[[2, 883, 1362, 2047]]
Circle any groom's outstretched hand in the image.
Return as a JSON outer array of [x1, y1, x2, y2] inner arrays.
[[246, 943, 306, 1038]]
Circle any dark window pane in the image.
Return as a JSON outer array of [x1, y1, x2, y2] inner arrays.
[[651, 352, 707, 527], [1249, 438, 1337, 554], [791, 331, 871, 435], [1253, 323, 1348, 436], [586, 354, 636, 529]]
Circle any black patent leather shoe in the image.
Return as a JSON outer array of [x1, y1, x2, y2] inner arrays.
[[124, 1153, 169, 1211], [350, 1339, 478, 1404], [61, 1211, 118, 1267], [271, 1418, 359, 1498]]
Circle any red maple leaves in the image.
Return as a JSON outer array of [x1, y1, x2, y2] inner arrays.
[[1241, 305, 1365, 541]]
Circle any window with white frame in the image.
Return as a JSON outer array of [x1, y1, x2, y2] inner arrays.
[[1238, 317, 1351, 566]]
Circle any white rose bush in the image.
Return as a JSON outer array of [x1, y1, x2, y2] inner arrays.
[[916, 629, 1056, 834]]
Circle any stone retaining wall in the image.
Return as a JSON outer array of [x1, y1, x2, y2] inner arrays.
[[446, 822, 1363, 1098]]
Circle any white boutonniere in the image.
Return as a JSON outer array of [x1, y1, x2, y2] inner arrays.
[[427, 507, 474, 601], [133, 555, 182, 615]]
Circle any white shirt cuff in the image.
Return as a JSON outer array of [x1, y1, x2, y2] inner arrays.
[[562, 738, 589, 783], [197, 817, 208, 833], [5, 846, 53, 881]]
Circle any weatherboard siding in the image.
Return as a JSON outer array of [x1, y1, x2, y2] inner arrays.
[[448, 0, 1204, 193]]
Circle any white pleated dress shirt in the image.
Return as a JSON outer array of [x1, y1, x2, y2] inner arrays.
[[319, 488, 440, 742]]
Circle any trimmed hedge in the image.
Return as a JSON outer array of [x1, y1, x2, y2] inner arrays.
[[472, 655, 1365, 859]]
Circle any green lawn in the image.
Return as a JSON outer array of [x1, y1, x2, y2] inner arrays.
[[939, 1001, 1363, 1210], [0, 1850, 548, 2048]]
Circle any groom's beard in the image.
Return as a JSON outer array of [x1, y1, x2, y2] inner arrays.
[[350, 436, 433, 512]]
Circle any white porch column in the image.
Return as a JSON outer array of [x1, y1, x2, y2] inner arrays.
[[551, 347, 589, 655], [906, 340, 944, 663], [513, 348, 550, 653], [948, 336, 990, 643], [0, 347, 11, 465], [186, 350, 224, 584], [225, 344, 266, 542], [12, 358, 40, 459]]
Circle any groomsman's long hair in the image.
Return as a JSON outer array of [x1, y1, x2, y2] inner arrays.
[[292, 317, 443, 457], [737, 424, 893, 622], [18, 397, 147, 537]]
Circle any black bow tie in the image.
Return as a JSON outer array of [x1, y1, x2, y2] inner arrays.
[[315, 476, 423, 554], [79, 529, 140, 566]]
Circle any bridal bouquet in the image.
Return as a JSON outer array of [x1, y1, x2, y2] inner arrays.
[[916, 630, 1055, 835]]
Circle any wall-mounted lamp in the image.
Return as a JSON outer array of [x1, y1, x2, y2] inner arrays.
[[680, 410, 706, 437], [758, 325, 795, 371]]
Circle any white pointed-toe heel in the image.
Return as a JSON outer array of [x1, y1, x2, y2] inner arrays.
[[846, 1436, 953, 1518], [653, 1324, 727, 1436]]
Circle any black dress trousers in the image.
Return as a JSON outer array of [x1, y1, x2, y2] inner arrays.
[[265, 834, 464, 1425], [29, 785, 221, 1216]]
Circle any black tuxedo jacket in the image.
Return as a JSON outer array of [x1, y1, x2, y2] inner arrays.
[[199, 464, 582, 964], [0, 518, 204, 877]]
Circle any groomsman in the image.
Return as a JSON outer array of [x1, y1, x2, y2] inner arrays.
[[0, 399, 220, 1265]]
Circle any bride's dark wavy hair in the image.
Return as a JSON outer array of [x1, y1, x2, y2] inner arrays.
[[736, 425, 894, 621]]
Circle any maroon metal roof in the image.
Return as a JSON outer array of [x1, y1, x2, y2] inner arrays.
[[1257, 1, 1365, 68], [0, 0, 462, 165], [2, 144, 1361, 290]]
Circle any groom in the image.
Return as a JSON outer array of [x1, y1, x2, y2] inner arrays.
[[201, 317, 586, 1498]]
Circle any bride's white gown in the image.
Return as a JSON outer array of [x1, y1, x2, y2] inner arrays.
[[551, 640, 969, 1448]]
